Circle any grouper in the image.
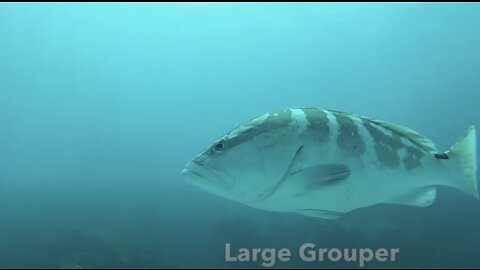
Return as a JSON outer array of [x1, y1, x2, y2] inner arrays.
[[182, 107, 478, 219]]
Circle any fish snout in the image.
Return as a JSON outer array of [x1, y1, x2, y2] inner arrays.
[[192, 152, 208, 165], [181, 168, 190, 177], [181, 159, 205, 179]]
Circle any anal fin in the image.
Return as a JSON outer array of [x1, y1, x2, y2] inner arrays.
[[294, 209, 343, 219], [387, 186, 437, 207]]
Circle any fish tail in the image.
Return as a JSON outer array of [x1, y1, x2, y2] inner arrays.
[[445, 125, 478, 199]]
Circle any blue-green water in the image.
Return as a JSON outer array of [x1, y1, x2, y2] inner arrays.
[[1, 3, 480, 269]]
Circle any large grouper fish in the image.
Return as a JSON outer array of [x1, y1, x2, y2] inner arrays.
[[182, 107, 477, 219]]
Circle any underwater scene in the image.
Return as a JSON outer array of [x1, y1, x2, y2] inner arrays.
[[1, 2, 480, 269]]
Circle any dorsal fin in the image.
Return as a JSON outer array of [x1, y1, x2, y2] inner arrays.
[[366, 118, 437, 154], [322, 108, 438, 154]]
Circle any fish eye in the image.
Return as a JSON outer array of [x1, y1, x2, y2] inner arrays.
[[213, 140, 226, 152]]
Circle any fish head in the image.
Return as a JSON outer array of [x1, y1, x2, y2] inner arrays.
[[182, 137, 264, 202], [182, 110, 297, 203]]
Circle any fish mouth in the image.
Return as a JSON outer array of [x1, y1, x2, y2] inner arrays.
[[182, 162, 208, 182], [182, 166, 211, 186], [182, 161, 234, 191]]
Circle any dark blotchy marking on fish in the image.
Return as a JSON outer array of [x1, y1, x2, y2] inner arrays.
[[333, 112, 366, 156], [224, 109, 293, 149], [403, 146, 424, 170], [301, 108, 330, 143], [363, 119, 424, 170], [363, 119, 402, 168]]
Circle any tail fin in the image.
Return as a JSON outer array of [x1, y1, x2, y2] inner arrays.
[[446, 126, 478, 199]]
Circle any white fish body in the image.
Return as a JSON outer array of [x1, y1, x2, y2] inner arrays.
[[182, 107, 478, 219]]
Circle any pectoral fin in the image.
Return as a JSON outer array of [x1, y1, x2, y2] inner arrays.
[[290, 163, 351, 187], [253, 145, 350, 203]]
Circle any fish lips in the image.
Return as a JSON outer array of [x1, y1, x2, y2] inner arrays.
[[182, 161, 207, 181], [182, 161, 217, 187], [181, 160, 234, 192]]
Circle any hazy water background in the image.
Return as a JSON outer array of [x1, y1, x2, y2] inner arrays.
[[1, 3, 480, 268]]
